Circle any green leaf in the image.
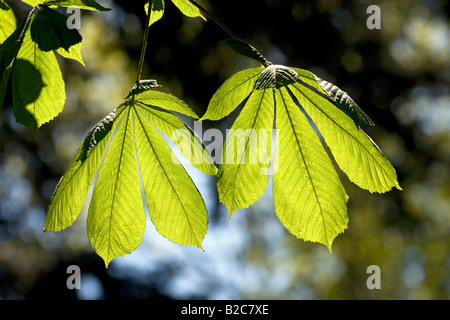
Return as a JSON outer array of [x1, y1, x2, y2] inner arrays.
[[313, 76, 374, 127], [12, 28, 66, 133], [30, 6, 82, 52], [222, 38, 270, 66], [136, 101, 217, 175], [87, 107, 146, 267], [133, 105, 208, 248], [46, 95, 211, 266], [77, 110, 116, 163], [289, 69, 401, 193], [204, 63, 400, 250], [0, 0, 17, 44], [170, 0, 205, 20], [124, 79, 160, 99], [145, 0, 165, 26], [136, 90, 199, 119], [217, 88, 274, 217], [201, 67, 263, 121], [45, 108, 122, 232], [145, 0, 205, 26], [45, 0, 111, 11], [134, 87, 216, 175], [55, 41, 85, 66], [274, 87, 348, 250], [255, 64, 299, 90]]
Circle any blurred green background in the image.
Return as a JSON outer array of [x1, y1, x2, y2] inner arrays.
[[0, 0, 449, 300]]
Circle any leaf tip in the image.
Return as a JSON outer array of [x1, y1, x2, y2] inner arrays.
[[325, 241, 334, 253], [222, 38, 270, 66], [103, 259, 112, 268]]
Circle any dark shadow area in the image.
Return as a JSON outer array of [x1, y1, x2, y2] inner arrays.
[[11, 58, 43, 132]]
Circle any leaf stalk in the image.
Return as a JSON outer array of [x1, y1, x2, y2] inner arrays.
[[136, 0, 153, 83]]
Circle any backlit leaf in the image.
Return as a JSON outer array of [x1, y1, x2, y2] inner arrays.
[[204, 62, 400, 249], [45, 109, 122, 231], [134, 106, 208, 248], [87, 107, 146, 267], [145, 0, 205, 26], [274, 87, 348, 250], [12, 28, 66, 133], [0, 0, 16, 44], [46, 88, 212, 266], [171, 0, 205, 20], [289, 68, 401, 193], [56, 41, 85, 66], [217, 88, 274, 217], [201, 68, 262, 121], [136, 101, 217, 175], [136, 90, 199, 119], [145, 0, 165, 26]]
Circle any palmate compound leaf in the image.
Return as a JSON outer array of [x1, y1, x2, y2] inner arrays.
[[45, 90, 216, 266], [202, 63, 400, 250]]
